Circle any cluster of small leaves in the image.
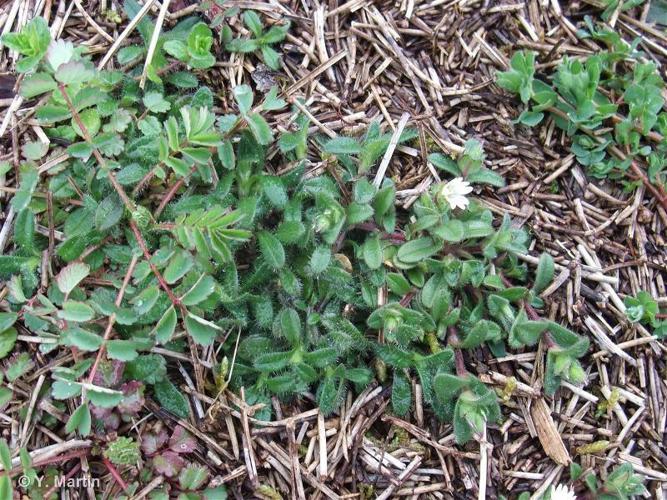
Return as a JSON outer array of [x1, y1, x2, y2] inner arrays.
[[623, 290, 667, 338], [569, 461, 646, 500], [0, 8, 590, 454], [223, 10, 290, 70], [497, 18, 667, 189], [135, 424, 226, 499]]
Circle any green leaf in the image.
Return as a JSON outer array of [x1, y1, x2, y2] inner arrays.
[[0, 313, 18, 334], [117, 45, 144, 65], [56, 262, 90, 295], [386, 273, 411, 296], [243, 10, 264, 37], [233, 85, 253, 115], [126, 354, 167, 384], [20, 72, 57, 98], [278, 308, 301, 346], [309, 246, 331, 274], [346, 202, 374, 224], [143, 92, 171, 113], [107, 339, 147, 361], [163, 251, 194, 284], [95, 194, 124, 231], [66, 403, 91, 436], [181, 147, 210, 165], [261, 46, 281, 70], [87, 387, 123, 408], [154, 379, 190, 418], [323, 136, 361, 155], [55, 61, 94, 85], [164, 40, 188, 61], [396, 237, 441, 264], [261, 86, 287, 111], [0, 328, 17, 359], [11, 164, 39, 212], [51, 379, 82, 399], [362, 234, 383, 270], [67, 141, 93, 160], [226, 38, 260, 53], [257, 231, 285, 269], [185, 313, 221, 346], [58, 301, 95, 322], [532, 253, 554, 294], [153, 306, 177, 344], [433, 220, 464, 242], [392, 371, 412, 416], [261, 177, 287, 208], [181, 275, 216, 306], [61, 327, 103, 351], [246, 113, 273, 145]]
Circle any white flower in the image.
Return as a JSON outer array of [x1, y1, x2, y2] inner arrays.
[[550, 483, 577, 500], [438, 177, 473, 210]]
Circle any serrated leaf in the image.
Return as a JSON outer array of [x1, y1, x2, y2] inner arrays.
[[95, 194, 123, 231], [143, 92, 171, 113], [87, 387, 123, 408], [0, 328, 17, 359], [20, 72, 57, 98], [246, 113, 273, 145]]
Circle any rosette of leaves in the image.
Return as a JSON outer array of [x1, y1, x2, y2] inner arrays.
[[135, 424, 226, 498], [428, 138, 505, 187], [571, 461, 647, 500], [223, 10, 290, 70], [115, 0, 215, 84], [623, 290, 667, 338], [433, 373, 501, 444], [543, 322, 589, 395]]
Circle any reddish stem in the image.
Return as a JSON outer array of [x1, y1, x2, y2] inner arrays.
[[447, 327, 468, 376], [129, 221, 183, 311], [154, 165, 197, 218], [102, 457, 128, 492]]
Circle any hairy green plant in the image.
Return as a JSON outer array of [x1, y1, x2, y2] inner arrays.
[[624, 290, 667, 338], [497, 22, 667, 208], [223, 10, 290, 70], [0, 9, 588, 453]]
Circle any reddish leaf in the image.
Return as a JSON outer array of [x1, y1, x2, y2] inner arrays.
[[118, 381, 145, 415], [141, 429, 169, 456], [169, 425, 197, 454], [152, 451, 185, 477], [92, 360, 124, 388]]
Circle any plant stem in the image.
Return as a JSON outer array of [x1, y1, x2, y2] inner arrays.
[[547, 105, 667, 209], [57, 83, 183, 313], [86, 255, 139, 384], [102, 456, 128, 492], [447, 326, 467, 376]]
